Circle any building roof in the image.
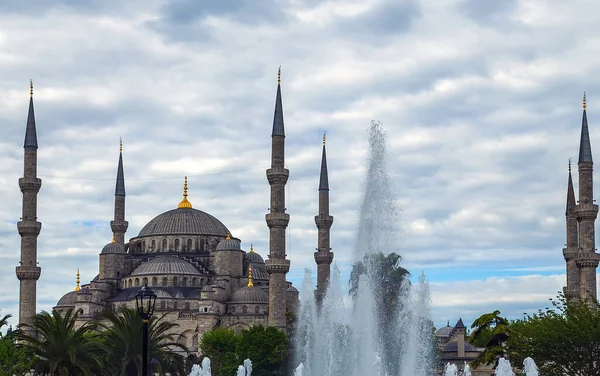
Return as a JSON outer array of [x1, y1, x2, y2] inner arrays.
[[56, 291, 77, 307], [455, 318, 465, 328], [215, 236, 241, 250], [435, 324, 453, 337], [230, 285, 268, 303], [130, 256, 202, 276], [245, 251, 264, 264], [101, 240, 125, 254], [137, 208, 229, 237], [443, 341, 477, 352]]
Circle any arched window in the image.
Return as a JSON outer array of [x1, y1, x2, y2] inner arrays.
[[175, 239, 180, 251], [200, 278, 205, 287], [242, 306, 247, 314], [255, 306, 260, 314], [152, 277, 157, 286], [160, 301, 165, 310], [174, 301, 178, 310], [135, 278, 140, 287], [128, 279, 132, 288], [151, 240, 156, 251], [231, 306, 236, 313], [162, 277, 168, 286], [185, 302, 190, 310], [192, 334, 198, 348], [182, 277, 188, 287], [173, 277, 178, 286], [142, 277, 148, 285], [187, 238, 193, 250], [162, 239, 167, 251], [192, 278, 197, 287], [199, 239, 205, 251], [142, 241, 146, 251]]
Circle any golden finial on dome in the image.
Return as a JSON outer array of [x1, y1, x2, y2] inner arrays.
[[30, 79, 33, 97], [584, 92, 587, 110], [322, 131, 326, 146], [277, 66, 281, 85], [248, 265, 254, 287], [250, 244, 254, 253], [226, 232, 231, 240], [75, 269, 81, 292], [119, 138, 123, 153], [177, 176, 193, 209], [112, 235, 116, 243]]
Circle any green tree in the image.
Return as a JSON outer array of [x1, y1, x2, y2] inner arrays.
[[98, 307, 187, 376], [508, 295, 600, 376], [199, 327, 239, 376], [469, 310, 511, 367], [349, 252, 410, 375], [18, 308, 105, 376], [467, 325, 493, 348], [0, 313, 34, 376], [236, 325, 288, 376]]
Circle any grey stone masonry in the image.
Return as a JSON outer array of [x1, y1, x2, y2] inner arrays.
[[266, 70, 290, 331], [314, 141, 333, 303], [111, 148, 128, 245], [16, 87, 42, 329]]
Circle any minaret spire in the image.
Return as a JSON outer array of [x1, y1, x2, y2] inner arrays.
[[563, 158, 579, 301], [265, 67, 291, 331], [579, 93, 593, 163], [16, 81, 42, 329], [110, 139, 129, 245], [315, 132, 334, 303]]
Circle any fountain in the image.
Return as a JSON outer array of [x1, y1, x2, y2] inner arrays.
[[523, 357, 538, 376], [188, 357, 211, 376], [236, 359, 253, 376], [293, 121, 434, 376], [444, 363, 457, 376], [495, 358, 515, 376], [463, 362, 471, 376]]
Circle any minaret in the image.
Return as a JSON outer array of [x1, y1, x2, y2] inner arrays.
[[574, 93, 600, 302], [314, 133, 334, 303], [16, 80, 42, 328], [563, 159, 579, 300], [110, 138, 128, 245], [265, 67, 291, 331]]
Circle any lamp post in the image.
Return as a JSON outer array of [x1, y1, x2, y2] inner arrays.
[[135, 284, 157, 376]]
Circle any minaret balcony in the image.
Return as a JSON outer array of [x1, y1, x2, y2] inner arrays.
[[17, 221, 42, 236], [563, 286, 579, 301], [575, 253, 600, 268], [314, 252, 334, 265], [16, 265, 41, 281], [563, 247, 579, 261], [574, 203, 599, 220], [18, 177, 42, 193], [110, 220, 129, 233], [314, 215, 333, 229], [265, 258, 290, 274], [266, 167, 289, 185], [265, 212, 290, 228]]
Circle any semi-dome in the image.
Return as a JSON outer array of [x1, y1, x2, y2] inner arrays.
[[216, 236, 241, 250], [245, 245, 264, 263], [137, 208, 229, 237], [230, 286, 268, 303], [56, 291, 77, 306], [130, 256, 202, 276], [101, 240, 125, 254]]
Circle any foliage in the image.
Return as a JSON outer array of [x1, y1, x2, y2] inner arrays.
[[468, 310, 511, 367], [507, 295, 600, 376], [349, 252, 410, 375], [236, 325, 288, 376], [98, 307, 187, 376], [0, 312, 34, 376], [199, 327, 239, 376], [18, 308, 105, 376], [467, 325, 492, 348]]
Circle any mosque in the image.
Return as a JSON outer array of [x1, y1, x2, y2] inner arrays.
[[15, 70, 335, 353]]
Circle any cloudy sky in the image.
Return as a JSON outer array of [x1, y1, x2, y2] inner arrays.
[[1, 0, 600, 331]]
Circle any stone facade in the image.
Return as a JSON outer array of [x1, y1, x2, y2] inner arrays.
[[563, 95, 600, 303], [435, 319, 492, 375]]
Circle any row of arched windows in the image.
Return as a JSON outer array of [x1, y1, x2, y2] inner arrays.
[[230, 306, 261, 314], [158, 300, 191, 311], [124, 276, 205, 288], [140, 238, 207, 252]]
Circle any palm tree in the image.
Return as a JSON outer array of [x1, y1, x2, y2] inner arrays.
[[18, 308, 105, 376], [0, 312, 10, 332], [98, 307, 188, 376], [469, 310, 511, 367], [349, 252, 411, 376]]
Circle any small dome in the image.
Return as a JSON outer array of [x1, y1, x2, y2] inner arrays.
[[56, 291, 77, 307], [230, 286, 268, 303], [245, 251, 264, 264], [287, 285, 299, 293], [216, 237, 241, 251], [101, 241, 125, 254], [130, 256, 201, 276], [435, 325, 453, 337]]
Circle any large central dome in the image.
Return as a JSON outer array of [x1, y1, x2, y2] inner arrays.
[[138, 208, 229, 237]]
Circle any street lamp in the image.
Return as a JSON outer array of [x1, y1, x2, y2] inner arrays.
[[136, 284, 157, 376]]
